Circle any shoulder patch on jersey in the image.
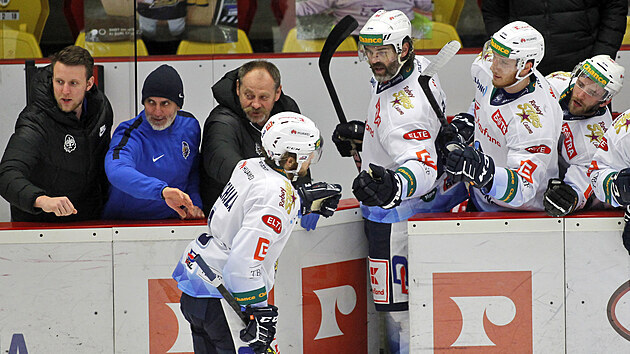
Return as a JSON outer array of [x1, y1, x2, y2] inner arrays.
[[415, 149, 437, 171], [254, 237, 270, 261], [239, 160, 255, 180], [403, 129, 431, 141], [262, 214, 282, 234], [474, 76, 488, 96], [525, 144, 551, 154], [587, 160, 599, 177]]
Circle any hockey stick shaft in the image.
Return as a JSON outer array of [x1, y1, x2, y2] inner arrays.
[[318, 15, 363, 172], [418, 40, 461, 129], [194, 254, 248, 324]]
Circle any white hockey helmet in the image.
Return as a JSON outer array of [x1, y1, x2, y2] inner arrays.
[[571, 55, 625, 101], [261, 112, 322, 179], [358, 9, 412, 61], [490, 21, 545, 76]]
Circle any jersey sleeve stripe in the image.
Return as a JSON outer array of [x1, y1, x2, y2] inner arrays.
[[396, 167, 417, 197], [498, 168, 519, 203]]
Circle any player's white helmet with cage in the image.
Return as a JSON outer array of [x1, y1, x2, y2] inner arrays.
[[261, 112, 323, 180], [571, 55, 625, 102], [358, 9, 412, 62], [488, 21, 545, 81]]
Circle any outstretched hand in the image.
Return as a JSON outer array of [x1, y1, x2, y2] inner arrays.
[[162, 187, 195, 219], [34, 195, 78, 216]]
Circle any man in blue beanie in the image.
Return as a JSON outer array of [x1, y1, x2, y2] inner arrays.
[[102, 64, 205, 220]]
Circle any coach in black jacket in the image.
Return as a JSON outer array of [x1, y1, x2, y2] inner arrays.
[[482, 0, 627, 76], [0, 46, 113, 222], [200, 60, 302, 214]]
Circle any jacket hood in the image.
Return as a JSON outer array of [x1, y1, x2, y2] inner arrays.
[[30, 64, 106, 128]]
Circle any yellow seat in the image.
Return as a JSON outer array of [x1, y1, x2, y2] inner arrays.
[[433, 0, 465, 28], [75, 32, 149, 57], [0, 29, 43, 59], [0, 0, 49, 43], [413, 22, 462, 50], [282, 27, 357, 53], [622, 16, 630, 45], [177, 29, 253, 54]]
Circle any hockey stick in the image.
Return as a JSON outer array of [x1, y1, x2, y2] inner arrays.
[[193, 254, 248, 324], [318, 15, 362, 171], [417, 40, 462, 129]]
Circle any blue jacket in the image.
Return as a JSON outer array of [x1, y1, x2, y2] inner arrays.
[[103, 110, 202, 220]]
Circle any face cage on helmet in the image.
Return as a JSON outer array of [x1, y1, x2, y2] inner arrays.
[[570, 65, 614, 102], [274, 136, 323, 180]]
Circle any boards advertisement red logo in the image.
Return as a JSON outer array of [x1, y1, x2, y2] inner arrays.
[[403, 129, 431, 141], [148, 279, 192, 354], [433, 271, 533, 353], [262, 214, 282, 234], [302, 259, 367, 353]]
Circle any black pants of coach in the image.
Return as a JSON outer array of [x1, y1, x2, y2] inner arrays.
[[180, 292, 236, 354]]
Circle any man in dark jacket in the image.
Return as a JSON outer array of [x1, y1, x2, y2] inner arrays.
[[200, 60, 302, 214], [0, 45, 113, 222], [481, 0, 628, 76]]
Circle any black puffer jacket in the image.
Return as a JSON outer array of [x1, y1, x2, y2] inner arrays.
[[482, 0, 628, 75], [0, 65, 113, 222], [200, 68, 301, 214]]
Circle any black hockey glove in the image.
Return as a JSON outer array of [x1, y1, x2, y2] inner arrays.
[[297, 182, 343, 218], [352, 163, 402, 209], [436, 113, 475, 151], [445, 142, 495, 190], [623, 206, 630, 255], [543, 178, 578, 217], [332, 120, 365, 157], [612, 168, 630, 205], [240, 305, 278, 354]]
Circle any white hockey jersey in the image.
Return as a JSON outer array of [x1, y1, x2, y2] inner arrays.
[[360, 56, 464, 223], [173, 157, 299, 306], [546, 71, 614, 210], [469, 54, 563, 211], [589, 109, 630, 207]]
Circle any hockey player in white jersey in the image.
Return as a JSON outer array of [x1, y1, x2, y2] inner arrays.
[[589, 107, 630, 255], [172, 112, 342, 354], [543, 55, 625, 216], [445, 21, 563, 212], [332, 10, 471, 354]]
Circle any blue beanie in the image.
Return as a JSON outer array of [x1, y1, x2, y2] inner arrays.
[[142, 64, 184, 108]]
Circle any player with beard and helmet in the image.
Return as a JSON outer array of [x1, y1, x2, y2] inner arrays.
[[331, 9, 470, 354], [445, 21, 563, 212], [173, 112, 342, 354], [543, 55, 624, 217]]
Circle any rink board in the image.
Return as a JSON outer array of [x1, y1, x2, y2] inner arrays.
[[408, 213, 630, 353]]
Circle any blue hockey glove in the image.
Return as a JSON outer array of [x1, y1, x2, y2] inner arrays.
[[300, 213, 320, 231]]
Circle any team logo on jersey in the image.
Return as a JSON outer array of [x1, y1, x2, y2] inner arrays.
[[517, 103, 542, 133], [63, 134, 76, 153], [586, 123, 607, 149], [491, 109, 508, 135], [613, 113, 630, 134], [181, 141, 190, 159], [278, 181, 296, 214], [99, 124, 106, 137], [239, 161, 255, 180], [525, 144, 551, 154], [517, 159, 538, 183], [587, 160, 599, 177], [262, 214, 282, 234], [391, 89, 414, 115], [562, 123, 577, 159], [403, 129, 431, 141]]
